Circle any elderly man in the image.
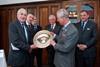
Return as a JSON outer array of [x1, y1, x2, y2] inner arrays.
[[8, 8, 37, 67], [50, 9, 79, 67], [45, 15, 62, 67]]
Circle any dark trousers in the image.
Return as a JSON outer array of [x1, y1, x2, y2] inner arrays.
[[12, 58, 32, 67], [12, 65, 27, 67], [75, 53, 96, 67], [10, 52, 33, 67], [47, 46, 55, 67], [31, 49, 42, 67]]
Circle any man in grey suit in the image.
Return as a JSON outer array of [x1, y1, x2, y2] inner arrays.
[[7, 8, 37, 67], [50, 9, 79, 67]]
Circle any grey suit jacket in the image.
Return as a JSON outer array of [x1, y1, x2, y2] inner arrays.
[[54, 23, 79, 67], [7, 20, 30, 66]]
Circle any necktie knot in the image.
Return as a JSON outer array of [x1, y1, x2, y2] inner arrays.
[[51, 25, 54, 29], [22, 23, 25, 27], [28, 25, 31, 28]]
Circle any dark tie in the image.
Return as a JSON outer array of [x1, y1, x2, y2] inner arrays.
[[28, 25, 32, 30], [28, 25, 31, 28], [81, 22, 84, 30], [51, 25, 53, 30]]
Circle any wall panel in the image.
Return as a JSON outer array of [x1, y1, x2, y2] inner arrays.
[[0, 0, 100, 66]]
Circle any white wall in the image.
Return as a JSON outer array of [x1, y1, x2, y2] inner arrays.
[[0, 0, 47, 5]]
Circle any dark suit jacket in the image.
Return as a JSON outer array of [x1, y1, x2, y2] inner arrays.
[[31, 25, 42, 37], [45, 23, 62, 49], [8, 20, 31, 66], [28, 24, 42, 44], [28, 24, 42, 67], [30, 25, 42, 49], [45, 23, 62, 36], [75, 20, 97, 57]]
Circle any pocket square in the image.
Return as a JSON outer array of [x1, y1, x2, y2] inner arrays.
[[87, 28, 90, 30]]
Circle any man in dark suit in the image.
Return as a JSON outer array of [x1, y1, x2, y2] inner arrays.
[[26, 13, 36, 67], [31, 15, 43, 67], [75, 10, 97, 67], [26, 14, 42, 67], [50, 9, 79, 67], [45, 15, 62, 67], [7, 8, 37, 67]]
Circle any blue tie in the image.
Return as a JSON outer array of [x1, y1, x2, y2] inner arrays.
[[22, 24, 28, 41]]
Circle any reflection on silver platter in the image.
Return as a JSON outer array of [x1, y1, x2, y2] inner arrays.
[[33, 30, 54, 48]]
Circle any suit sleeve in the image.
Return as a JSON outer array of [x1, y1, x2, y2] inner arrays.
[[54, 29, 79, 53], [9, 23, 30, 51], [85, 23, 97, 48]]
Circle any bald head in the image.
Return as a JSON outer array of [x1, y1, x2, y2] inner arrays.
[[17, 8, 27, 23]]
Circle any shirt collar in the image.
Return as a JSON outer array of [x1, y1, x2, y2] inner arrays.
[[63, 21, 71, 29], [81, 20, 88, 26], [51, 23, 56, 29]]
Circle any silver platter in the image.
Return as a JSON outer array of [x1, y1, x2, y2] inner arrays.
[[33, 30, 54, 48]]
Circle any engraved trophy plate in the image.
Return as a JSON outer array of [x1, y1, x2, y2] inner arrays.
[[33, 30, 54, 48]]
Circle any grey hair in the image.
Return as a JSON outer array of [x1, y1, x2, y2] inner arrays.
[[57, 8, 69, 18], [17, 8, 27, 15]]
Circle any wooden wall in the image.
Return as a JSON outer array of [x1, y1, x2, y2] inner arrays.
[[96, 0, 100, 66], [0, 0, 100, 66], [0, 1, 62, 65]]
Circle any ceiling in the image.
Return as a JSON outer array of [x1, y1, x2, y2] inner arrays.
[[0, 0, 48, 5]]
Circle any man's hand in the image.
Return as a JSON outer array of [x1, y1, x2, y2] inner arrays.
[[30, 44, 37, 49], [77, 44, 87, 51], [29, 44, 37, 53], [50, 32, 56, 39], [50, 40, 56, 47]]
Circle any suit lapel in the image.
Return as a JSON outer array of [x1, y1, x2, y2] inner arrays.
[[83, 21, 89, 31], [48, 24, 53, 31], [16, 21, 27, 41]]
